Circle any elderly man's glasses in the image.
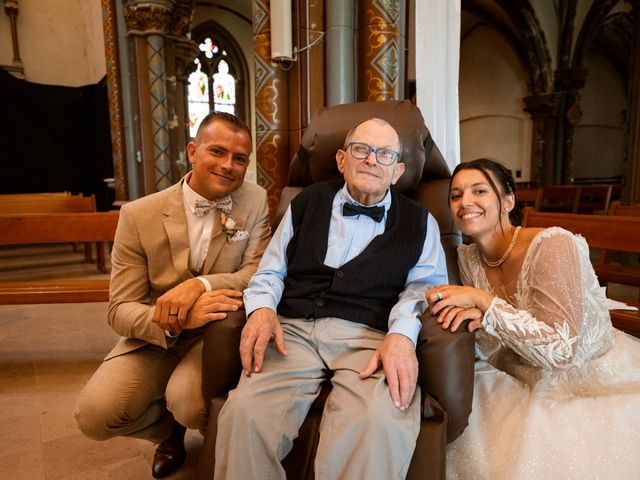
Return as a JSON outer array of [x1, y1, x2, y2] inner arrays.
[[347, 142, 400, 166]]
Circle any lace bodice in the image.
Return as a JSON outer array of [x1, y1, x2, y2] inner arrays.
[[458, 227, 613, 371]]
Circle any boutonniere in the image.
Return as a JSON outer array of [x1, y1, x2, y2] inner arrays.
[[220, 211, 249, 242]]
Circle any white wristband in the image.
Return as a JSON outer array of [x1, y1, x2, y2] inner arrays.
[[197, 276, 212, 292]]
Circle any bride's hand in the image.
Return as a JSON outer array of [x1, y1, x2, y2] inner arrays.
[[426, 285, 494, 315]]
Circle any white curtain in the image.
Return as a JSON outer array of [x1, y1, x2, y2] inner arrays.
[[415, 0, 461, 172]]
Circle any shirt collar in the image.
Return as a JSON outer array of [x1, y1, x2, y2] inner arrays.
[[182, 172, 212, 215], [339, 183, 391, 211]]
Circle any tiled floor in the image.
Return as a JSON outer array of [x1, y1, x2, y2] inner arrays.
[[0, 303, 202, 480]]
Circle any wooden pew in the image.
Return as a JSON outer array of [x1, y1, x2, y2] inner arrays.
[[575, 184, 619, 214], [608, 200, 640, 217], [522, 208, 640, 335], [0, 212, 119, 304], [515, 186, 542, 211], [0, 193, 102, 268], [0, 193, 96, 213], [538, 185, 581, 213]]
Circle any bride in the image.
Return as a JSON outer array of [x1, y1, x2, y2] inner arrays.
[[427, 158, 640, 479]]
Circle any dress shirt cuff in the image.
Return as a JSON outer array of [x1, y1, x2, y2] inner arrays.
[[387, 317, 422, 348], [244, 294, 278, 317], [197, 276, 212, 292]]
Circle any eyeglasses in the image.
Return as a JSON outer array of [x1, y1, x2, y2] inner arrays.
[[347, 142, 400, 166]]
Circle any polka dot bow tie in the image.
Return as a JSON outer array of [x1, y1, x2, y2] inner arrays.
[[194, 195, 233, 216]]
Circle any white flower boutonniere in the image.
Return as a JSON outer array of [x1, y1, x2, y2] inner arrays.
[[220, 212, 249, 242]]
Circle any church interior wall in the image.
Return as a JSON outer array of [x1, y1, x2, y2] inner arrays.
[[2, 0, 106, 86], [1, 0, 637, 202], [572, 51, 627, 181], [531, 0, 558, 71], [459, 25, 533, 181]]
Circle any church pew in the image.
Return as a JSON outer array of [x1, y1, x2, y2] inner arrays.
[[522, 208, 640, 335], [0, 212, 119, 304], [0, 194, 106, 269]]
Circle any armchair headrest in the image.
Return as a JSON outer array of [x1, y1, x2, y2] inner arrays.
[[288, 100, 451, 194]]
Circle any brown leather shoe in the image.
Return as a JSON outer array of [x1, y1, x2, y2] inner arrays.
[[152, 422, 186, 479]]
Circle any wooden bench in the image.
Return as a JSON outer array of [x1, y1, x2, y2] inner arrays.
[[0, 193, 101, 267], [0, 193, 97, 213], [515, 186, 542, 211], [0, 212, 119, 304], [608, 200, 640, 217], [522, 208, 640, 335]]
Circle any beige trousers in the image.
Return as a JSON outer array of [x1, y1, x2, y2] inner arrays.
[[214, 317, 421, 480], [74, 336, 207, 443]]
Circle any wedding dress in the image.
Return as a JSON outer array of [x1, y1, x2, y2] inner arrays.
[[447, 227, 640, 480]]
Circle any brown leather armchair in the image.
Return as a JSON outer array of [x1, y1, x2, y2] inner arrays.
[[197, 100, 475, 480]]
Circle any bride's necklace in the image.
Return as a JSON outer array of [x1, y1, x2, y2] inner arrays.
[[481, 226, 521, 268]]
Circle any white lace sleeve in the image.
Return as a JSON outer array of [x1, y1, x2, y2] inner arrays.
[[482, 232, 585, 370]]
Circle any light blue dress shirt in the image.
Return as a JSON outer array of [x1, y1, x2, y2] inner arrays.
[[243, 184, 449, 346]]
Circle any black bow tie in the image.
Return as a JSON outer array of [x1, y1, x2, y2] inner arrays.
[[342, 202, 385, 222]]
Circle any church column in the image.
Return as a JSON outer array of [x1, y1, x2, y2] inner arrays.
[[356, 0, 405, 101], [524, 94, 562, 186], [627, 0, 640, 202], [172, 39, 198, 178], [253, 0, 290, 218], [101, 0, 128, 202], [164, 1, 197, 182], [123, 0, 173, 195], [554, 68, 588, 184], [326, 0, 355, 106], [3, 0, 24, 77]]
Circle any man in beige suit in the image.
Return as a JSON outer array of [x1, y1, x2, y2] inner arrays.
[[75, 112, 270, 478]]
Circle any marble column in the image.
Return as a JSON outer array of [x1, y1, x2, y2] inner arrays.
[[123, 0, 174, 195]]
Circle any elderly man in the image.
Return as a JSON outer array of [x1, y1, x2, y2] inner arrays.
[[214, 118, 448, 479], [75, 112, 270, 478]]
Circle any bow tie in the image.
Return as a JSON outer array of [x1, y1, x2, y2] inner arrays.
[[194, 195, 233, 216], [342, 202, 385, 222]]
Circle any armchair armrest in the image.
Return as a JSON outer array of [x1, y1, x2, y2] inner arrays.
[[201, 310, 247, 402], [416, 312, 475, 442]]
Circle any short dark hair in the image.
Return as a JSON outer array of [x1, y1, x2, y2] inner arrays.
[[450, 158, 521, 226], [195, 111, 251, 140]]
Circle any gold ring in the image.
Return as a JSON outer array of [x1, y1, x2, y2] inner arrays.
[[168, 312, 178, 316]]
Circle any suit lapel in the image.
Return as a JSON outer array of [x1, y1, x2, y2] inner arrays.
[[163, 182, 192, 281], [202, 184, 246, 273]]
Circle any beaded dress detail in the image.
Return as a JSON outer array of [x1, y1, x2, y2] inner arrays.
[[446, 227, 640, 480]]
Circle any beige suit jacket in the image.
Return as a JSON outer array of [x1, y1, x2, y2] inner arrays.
[[105, 178, 271, 359]]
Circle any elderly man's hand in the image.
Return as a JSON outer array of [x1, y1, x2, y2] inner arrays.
[[359, 333, 418, 411], [239, 307, 287, 376]]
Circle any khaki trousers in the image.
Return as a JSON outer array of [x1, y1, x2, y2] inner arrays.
[[74, 335, 207, 443], [214, 317, 421, 480]]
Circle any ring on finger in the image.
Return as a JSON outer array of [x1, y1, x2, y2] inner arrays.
[[169, 312, 178, 316], [436, 292, 443, 301]]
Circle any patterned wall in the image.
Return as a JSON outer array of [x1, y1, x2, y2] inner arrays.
[[253, 0, 290, 218], [357, 0, 402, 101]]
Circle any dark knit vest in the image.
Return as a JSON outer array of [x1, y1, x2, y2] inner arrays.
[[277, 180, 428, 332]]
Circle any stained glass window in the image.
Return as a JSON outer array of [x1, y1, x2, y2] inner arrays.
[[187, 35, 237, 137]]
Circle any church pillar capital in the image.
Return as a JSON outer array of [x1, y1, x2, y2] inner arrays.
[[123, 0, 174, 35]]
